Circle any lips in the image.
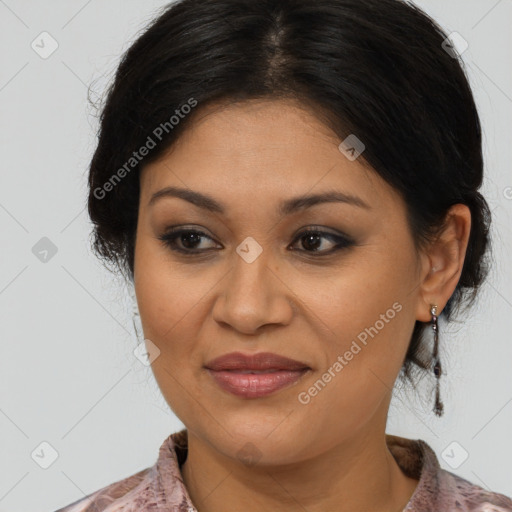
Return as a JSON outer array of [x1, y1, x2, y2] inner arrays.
[[204, 351, 310, 372], [204, 352, 311, 398]]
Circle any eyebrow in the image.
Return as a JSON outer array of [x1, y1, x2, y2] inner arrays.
[[148, 185, 371, 215]]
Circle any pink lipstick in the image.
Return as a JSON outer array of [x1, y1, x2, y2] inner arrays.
[[204, 351, 310, 398]]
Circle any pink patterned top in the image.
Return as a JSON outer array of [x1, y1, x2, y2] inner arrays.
[[55, 429, 512, 512]]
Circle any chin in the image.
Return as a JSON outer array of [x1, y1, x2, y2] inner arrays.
[[205, 421, 311, 465]]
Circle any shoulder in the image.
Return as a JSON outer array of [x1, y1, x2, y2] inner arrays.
[[434, 467, 512, 512], [52, 430, 192, 512], [53, 466, 154, 512], [386, 434, 512, 511]]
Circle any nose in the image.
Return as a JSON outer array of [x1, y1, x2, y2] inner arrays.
[[211, 246, 294, 335]]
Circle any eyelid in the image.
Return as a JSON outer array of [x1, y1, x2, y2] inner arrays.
[[158, 226, 220, 252], [288, 227, 354, 251], [158, 225, 355, 255]]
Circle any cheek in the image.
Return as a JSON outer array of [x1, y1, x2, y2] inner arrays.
[[291, 242, 414, 346], [289, 287, 410, 446], [134, 229, 209, 339], [133, 243, 206, 405], [136, 263, 210, 421], [135, 269, 208, 364], [290, 246, 416, 407]]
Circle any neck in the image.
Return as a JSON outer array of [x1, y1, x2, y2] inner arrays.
[[181, 423, 419, 512]]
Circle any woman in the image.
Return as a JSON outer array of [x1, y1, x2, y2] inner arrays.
[[55, 0, 512, 510]]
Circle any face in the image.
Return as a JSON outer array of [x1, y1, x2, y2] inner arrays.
[[133, 99, 424, 464]]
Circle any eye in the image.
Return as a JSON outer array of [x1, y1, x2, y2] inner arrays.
[[289, 228, 354, 254], [157, 226, 355, 256], [157, 227, 220, 254]]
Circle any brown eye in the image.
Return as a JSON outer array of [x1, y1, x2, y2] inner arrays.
[[157, 226, 354, 257], [289, 228, 354, 254], [158, 228, 219, 253]]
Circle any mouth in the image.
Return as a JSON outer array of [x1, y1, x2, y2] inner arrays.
[[203, 351, 311, 398], [204, 351, 310, 372], [205, 368, 310, 398]]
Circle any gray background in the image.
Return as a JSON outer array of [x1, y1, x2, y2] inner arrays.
[[1, 1, 511, 511]]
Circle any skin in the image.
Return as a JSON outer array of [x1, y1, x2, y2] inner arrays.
[[133, 98, 471, 512]]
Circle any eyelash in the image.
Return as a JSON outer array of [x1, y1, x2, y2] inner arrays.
[[157, 226, 355, 256]]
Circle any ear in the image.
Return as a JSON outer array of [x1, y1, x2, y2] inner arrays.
[[415, 204, 472, 322]]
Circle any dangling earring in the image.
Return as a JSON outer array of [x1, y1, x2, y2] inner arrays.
[[132, 306, 142, 341], [130, 286, 142, 342], [430, 304, 444, 416]]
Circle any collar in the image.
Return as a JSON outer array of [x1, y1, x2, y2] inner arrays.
[[155, 429, 441, 511]]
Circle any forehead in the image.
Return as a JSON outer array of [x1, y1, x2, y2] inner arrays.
[[142, 98, 340, 175], [139, 99, 398, 213]]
